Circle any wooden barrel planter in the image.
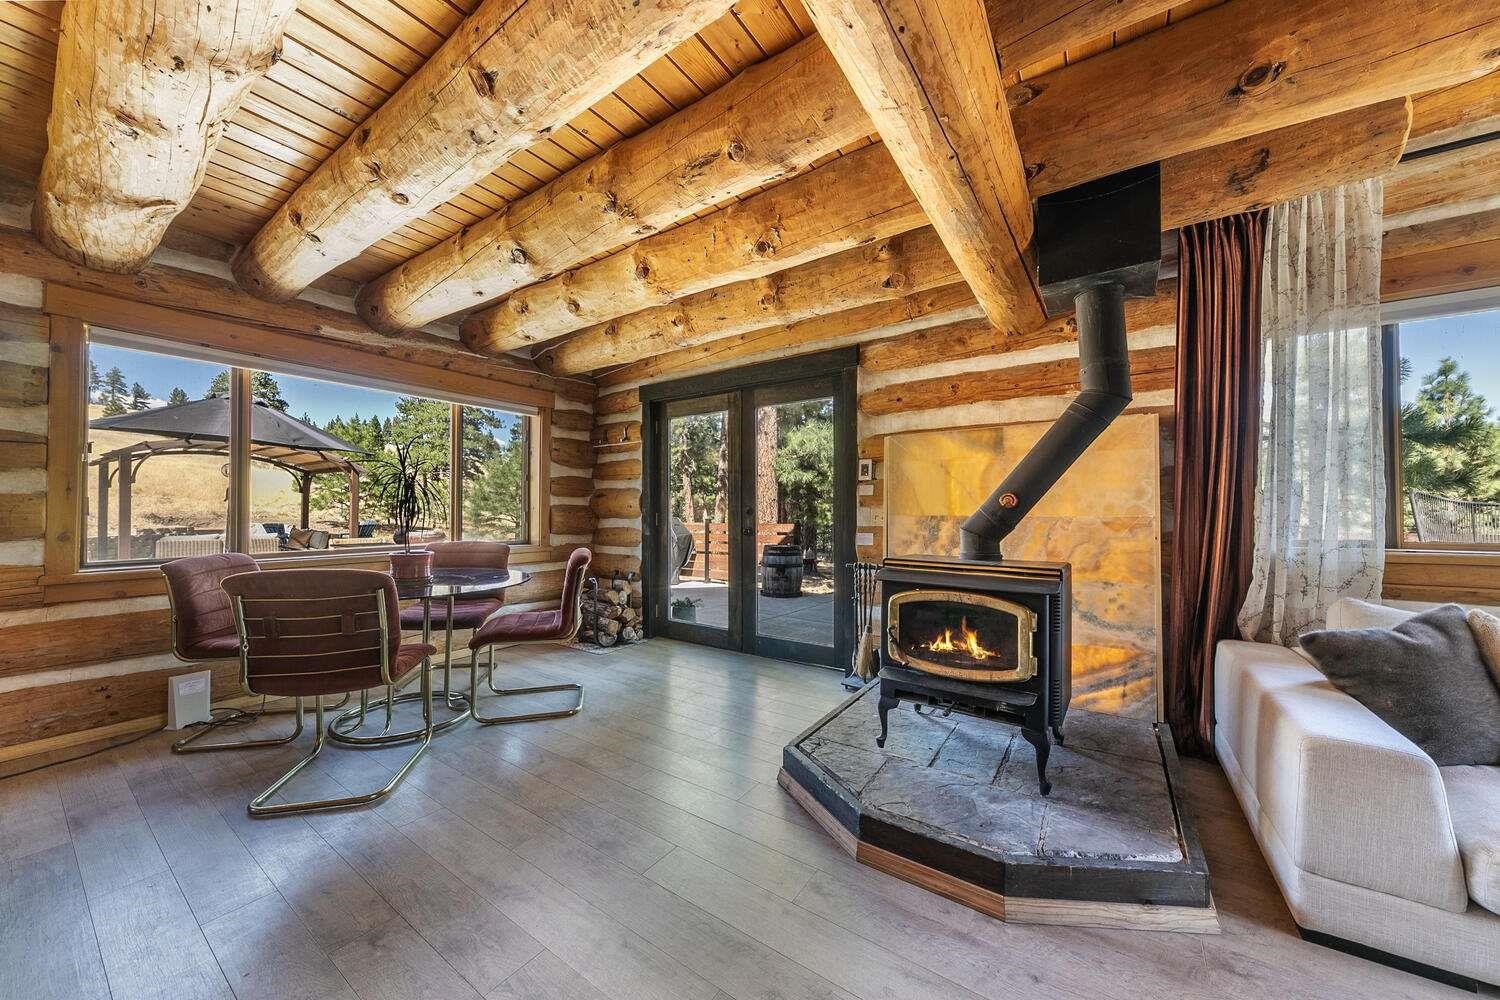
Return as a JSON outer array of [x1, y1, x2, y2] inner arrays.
[[761, 544, 803, 598]]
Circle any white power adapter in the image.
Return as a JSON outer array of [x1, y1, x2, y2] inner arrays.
[[167, 670, 214, 730]]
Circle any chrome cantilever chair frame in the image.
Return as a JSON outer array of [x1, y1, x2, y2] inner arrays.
[[467, 549, 591, 725], [222, 582, 433, 816]]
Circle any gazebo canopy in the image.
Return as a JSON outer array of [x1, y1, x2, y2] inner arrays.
[[89, 396, 366, 476]]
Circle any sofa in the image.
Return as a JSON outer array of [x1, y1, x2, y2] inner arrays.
[[1214, 597, 1500, 988]]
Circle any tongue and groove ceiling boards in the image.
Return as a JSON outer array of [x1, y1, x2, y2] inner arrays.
[[0, 0, 1496, 376]]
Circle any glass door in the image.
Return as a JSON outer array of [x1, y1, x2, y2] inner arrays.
[[645, 356, 854, 670], [659, 394, 739, 649], [744, 380, 845, 666]]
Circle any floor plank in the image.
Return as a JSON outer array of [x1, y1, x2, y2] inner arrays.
[[0, 843, 110, 1000]]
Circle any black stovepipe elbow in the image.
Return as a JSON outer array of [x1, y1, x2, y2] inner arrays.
[[959, 282, 1133, 561]]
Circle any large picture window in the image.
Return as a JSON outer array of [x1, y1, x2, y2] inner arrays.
[[81, 335, 534, 567], [1385, 304, 1500, 551]]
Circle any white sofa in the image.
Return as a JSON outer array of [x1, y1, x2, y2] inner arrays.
[[1214, 598, 1500, 987]]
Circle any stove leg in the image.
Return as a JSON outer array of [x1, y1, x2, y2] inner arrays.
[[876, 692, 898, 748], [1052, 723, 1065, 746], [1022, 726, 1052, 796]]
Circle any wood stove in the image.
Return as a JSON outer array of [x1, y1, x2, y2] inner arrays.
[[872, 163, 1161, 797], [877, 557, 1070, 794]]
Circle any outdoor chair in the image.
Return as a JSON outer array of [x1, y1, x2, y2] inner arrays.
[[467, 547, 591, 724], [286, 528, 331, 550], [221, 568, 436, 816]]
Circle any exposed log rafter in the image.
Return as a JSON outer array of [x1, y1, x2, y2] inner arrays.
[[232, 0, 738, 301], [461, 142, 928, 354], [806, 0, 1044, 333], [355, 38, 874, 335], [1007, 0, 1500, 196], [35, 0, 297, 273]]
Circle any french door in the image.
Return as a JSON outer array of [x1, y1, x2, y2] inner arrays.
[[643, 352, 856, 669]]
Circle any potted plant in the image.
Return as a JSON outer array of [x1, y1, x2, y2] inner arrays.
[[375, 437, 444, 580], [670, 596, 701, 622]]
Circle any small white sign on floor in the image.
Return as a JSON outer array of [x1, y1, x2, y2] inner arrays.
[[167, 669, 214, 730]]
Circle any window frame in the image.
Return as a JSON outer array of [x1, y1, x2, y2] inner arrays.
[[43, 291, 550, 598], [1382, 296, 1500, 556]]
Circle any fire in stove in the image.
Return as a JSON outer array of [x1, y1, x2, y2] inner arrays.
[[923, 617, 1000, 662]]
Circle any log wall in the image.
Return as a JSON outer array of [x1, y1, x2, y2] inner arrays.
[[0, 268, 595, 757]]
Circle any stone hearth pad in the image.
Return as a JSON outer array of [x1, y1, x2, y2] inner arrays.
[[780, 683, 1216, 932]]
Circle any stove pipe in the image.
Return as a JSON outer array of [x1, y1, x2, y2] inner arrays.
[[958, 163, 1161, 561]]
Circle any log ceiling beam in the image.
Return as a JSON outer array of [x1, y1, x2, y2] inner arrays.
[[596, 283, 983, 388], [461, 142, 928, 354], [1007, 0, 1500, 197], [985, 0, 1179, 74], [490, 99, 1406, 371], [34, 0, 297, 273], [355, 38, 873, 336], [231, 0, 738, 302], [537, 228, 960, 375], [1384, 207, 1500, 261], [805, 0, 1044, 333]]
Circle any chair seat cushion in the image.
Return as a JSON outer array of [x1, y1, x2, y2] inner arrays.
[[180, 630, 241, 660], [394, 642, 437, 677], [399, 598, 502, 631], [471, 609, 565, 648]]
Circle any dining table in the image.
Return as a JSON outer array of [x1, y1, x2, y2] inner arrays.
[[327, 565, 530, 746]]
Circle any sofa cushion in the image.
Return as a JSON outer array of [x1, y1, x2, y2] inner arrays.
[[1440, 765, 1500, 915], [1468, 608, 1500, 690], [1300, 604, 1500, 766], [1326, 596, 1413, 630]]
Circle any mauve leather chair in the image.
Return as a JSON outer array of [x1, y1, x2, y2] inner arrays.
[[221, 568, 437, 816], [467, 547, 591, 724], [398, 540, 510, 706], [162, 553, 267, 753]]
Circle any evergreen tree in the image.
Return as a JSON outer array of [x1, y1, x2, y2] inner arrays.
[[772, 402, 834, 567], [101, 366, 128, 416], [87, 361, 101, 398], [129, 382, 151, 411], [1401, 357, 1500, 502], [168, 387, 189, 406], [462, 419, 525, 539], [206, 369, 289, 411]]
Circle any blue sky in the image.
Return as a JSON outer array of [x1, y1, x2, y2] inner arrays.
[[1398, 308, 1500, 408], [90, 343, 418, 425]]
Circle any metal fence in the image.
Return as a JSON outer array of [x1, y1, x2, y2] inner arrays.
[[1409, 489, 1500, 545]]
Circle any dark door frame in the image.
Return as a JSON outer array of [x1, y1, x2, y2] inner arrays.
[[642, 348, 858, 670]]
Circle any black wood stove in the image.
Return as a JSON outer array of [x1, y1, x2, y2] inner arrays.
[[873, 163, 1162, 796]]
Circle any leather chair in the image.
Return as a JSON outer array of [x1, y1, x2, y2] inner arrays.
[[398, 540, 510, 706], [162, 553, 271, 753], [467, 547, 591, 724], [221, 568, 437, 816]]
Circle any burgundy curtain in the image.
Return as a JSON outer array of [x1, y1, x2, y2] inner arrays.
[[1165, 211, 1266, 757]]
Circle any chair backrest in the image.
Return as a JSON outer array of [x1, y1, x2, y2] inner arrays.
[[559, 547, 593, 636], [221, 568, 402, 696], [161, 552, 259, 659], [424, 540, 511, 570]]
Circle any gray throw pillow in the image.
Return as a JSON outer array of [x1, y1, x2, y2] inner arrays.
[[1299, 604, 1500, 766]]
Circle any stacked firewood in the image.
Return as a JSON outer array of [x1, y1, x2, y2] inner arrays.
[[578, 572, 644, 647]]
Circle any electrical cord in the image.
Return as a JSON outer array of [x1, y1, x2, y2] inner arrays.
[[0, 696, 272, 784]]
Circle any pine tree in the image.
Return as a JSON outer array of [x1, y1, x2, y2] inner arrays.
[[87, 361, 101, 398], [1401, 356, 1500, 502], [129, 382, 151, 410], [168, 387, 189, 406], [206, 370, 290, 411], [101, 366, 128, 416]]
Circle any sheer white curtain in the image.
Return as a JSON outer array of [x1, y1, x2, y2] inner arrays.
[[1238, 179, 1387, 645]]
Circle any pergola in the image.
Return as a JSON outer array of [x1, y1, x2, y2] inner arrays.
[[89, 396, 366, 559]]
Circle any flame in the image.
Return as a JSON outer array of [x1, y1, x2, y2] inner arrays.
[[922, 616, 999, 661]]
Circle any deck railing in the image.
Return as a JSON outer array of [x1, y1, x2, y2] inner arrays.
[[1409, 489, 1500, 545]]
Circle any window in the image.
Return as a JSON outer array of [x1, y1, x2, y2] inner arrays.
[[1386, 305, 1500, 551], [81, 334, 534, 567], [84, 342, 230, 564], [458, 405, 530, 542]]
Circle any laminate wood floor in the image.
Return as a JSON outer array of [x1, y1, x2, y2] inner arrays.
[[0, 639, 1490, 1000]]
